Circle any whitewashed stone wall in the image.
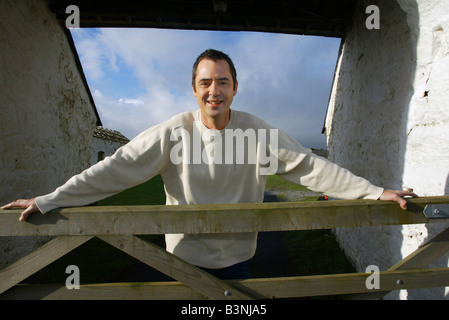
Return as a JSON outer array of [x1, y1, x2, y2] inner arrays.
[[91, 135, 127, 166], [0, 0, 97, 268], [325, 0, 449, 299]]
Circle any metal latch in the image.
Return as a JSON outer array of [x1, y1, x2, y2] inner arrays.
[[423, 205, 449, 219]]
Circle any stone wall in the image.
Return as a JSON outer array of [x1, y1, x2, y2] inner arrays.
[[91, 127, 129, 166], [0, 0, 98, 268], [324, 0, 449, 299]]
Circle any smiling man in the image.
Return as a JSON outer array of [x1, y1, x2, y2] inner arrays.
[[192, 51, 238, 130], [2, 49, 417, 280]]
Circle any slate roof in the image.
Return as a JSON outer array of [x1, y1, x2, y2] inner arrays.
[[94, 127, 130, 144]]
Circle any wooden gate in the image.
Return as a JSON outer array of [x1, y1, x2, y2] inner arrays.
[[1, 196, 449, 299]]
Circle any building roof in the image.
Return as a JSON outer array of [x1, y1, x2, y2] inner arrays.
[[49, 0, 357, 38], [94, 127, 130, 144]]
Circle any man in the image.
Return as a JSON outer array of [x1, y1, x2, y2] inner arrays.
[[2, 49, 417, 279]]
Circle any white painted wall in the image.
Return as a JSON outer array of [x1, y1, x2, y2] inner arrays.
[[91, 136, 127, 166], [0, 0, 97, 268], [324, 0, 449, 299]]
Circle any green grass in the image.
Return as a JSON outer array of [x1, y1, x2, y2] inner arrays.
[[97, 174, 166, 206], [266, 175, 357, 277], [266, 174, 311, 191], [283, 229, 356, 276]]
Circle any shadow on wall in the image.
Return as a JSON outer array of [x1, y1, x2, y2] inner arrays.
[[446, 173, 449, 195], [329, 0, 419, 300]]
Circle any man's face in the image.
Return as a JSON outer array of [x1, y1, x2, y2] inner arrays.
[[193, 58, 238, 130]]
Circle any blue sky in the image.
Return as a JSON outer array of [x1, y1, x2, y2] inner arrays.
[[71, 28, 340, 149]]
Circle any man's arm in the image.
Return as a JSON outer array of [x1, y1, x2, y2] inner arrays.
[[1, 122, 171, 221], [1, 189, 418, 222], [278, 151, 418, 208]]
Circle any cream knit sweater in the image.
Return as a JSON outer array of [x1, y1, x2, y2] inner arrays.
[[36, 109, 383, 269]]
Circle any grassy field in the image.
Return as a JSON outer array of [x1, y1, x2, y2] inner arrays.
[[97, 174, 166, 206], [264, 175, 357, 277], [25, 174, 356, 286], [266, 174, 311, 191]]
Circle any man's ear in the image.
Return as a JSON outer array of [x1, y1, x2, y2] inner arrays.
[[192, 85, 197, 96], [233, 80, 238, 96]]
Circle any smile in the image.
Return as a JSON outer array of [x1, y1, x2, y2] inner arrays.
[[207, 100, 223, 105]]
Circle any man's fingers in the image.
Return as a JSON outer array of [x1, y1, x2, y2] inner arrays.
[[1, 203, 11, 210], [1, 199, 30, 209], [379, 189, 419, 210], [397, 196, 408, 210], [19, 207, 32, 222], [1, 198, 40, 221], [401, 191, 419, 198], [18, 204, 38, 221], [397, 191, 418, 210], [1, 201, 20, 210], [389, 194, 408, 210]]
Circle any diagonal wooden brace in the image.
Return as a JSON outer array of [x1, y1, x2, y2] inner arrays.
[[97, 235, 261, 300], [0, 235, 93, 295]]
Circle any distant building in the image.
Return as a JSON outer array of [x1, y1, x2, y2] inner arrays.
[[91, 127, 130, 165]]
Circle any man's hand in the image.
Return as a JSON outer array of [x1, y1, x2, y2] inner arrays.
[[379, 189, 418, 210], [1, 198, 41, 221]]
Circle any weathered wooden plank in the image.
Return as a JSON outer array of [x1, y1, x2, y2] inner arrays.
[[3, 268, 449, 300], [1, 196, 448, 236], [97, 235, 260, 300], [0, 282, 205, 300], [254, 266, 449, 298], [244, 268, 449, 298], [0, 235, 92, 294]]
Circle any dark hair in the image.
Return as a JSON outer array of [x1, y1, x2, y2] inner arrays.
[[192, 49, 237, 90]]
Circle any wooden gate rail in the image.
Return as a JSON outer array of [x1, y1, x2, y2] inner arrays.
[[0, 196, 448, 299]]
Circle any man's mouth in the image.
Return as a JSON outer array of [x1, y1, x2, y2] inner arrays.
[[207, 100, 223, 106]]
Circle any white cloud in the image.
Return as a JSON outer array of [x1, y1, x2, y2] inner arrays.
[[73, 28, 340, 148], [73, 33, 104, 80], [117, 98, 144, 106]]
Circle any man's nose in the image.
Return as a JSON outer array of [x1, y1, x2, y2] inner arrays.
[[209, 81, 220, 96]]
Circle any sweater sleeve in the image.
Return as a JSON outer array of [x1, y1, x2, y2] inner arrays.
[[271, 127, 383, 200], [280, 153, 384, 200], [35, 123, 170, 214]]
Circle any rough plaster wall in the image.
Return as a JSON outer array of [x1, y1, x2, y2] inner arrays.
[[399, 0, 449, 299], [0, 0, 97, 268], [325, 0, 449, 299], [400, 0, 449, 198]]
